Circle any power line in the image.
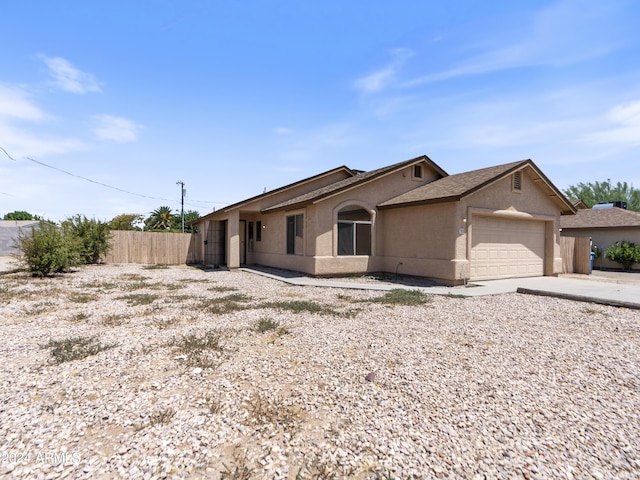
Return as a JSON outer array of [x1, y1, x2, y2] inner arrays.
[[0, 147, 228, 210]]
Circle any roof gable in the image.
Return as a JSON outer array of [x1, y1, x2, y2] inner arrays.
[[560, 207, 640, 229], [262, 155, 447, 213], [379, 159, 576, 215], [195, 165, 354, 222], [571, 199, 589, 209]]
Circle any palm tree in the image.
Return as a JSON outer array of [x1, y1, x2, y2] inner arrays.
[[147, 206, 174, 230]]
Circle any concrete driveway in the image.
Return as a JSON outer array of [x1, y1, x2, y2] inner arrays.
[[243, 266, 640, 310]]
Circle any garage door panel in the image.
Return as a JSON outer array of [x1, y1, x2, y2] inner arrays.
[[470, 216, 544, 280]]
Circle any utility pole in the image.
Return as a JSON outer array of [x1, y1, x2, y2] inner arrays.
[[176, 180, 185, 233]]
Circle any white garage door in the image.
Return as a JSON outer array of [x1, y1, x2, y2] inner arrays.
[[470, 216, 545, 281]]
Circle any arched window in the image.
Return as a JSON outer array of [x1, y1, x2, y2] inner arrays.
[[337, 206, 371, 256]]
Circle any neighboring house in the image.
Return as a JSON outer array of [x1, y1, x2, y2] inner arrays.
[[560, 207, 640, 270], [193, 156, 575, 284], [0, 220, 39, 255]]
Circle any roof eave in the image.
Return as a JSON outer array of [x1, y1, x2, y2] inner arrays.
[[562, 224, 640, 230], [315, 155, 449, 206], [463, 159, 576, 215], [193, 165, 355, 223], [521, 160, 577, 215], [378, 196, 461, 210], [263, 155, 449, 213]]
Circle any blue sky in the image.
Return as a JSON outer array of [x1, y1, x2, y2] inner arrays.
[[1, 0, 639, 222]]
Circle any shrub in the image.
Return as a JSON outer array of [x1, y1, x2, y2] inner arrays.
[[42, 336, 115, 364], [371, 288, 430, 306], [605, 241, 640, 271], [169, 330, 225, 369], [62, 215, 111, 264], [14, 221, 82, 276], [261, 299, 336, 315], [14, 216, 112, 276], [254, 318, 289, 336]]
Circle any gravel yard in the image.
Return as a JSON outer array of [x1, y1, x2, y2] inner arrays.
[[0, 264, 638, 479]]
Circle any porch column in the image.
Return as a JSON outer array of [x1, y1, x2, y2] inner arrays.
[[227, 210, 240, 269]]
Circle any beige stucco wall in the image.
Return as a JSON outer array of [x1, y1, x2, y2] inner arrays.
[[561, 227, 640, 270], [376, 169, 564, 282], [378, 202, 460, 281], [197, 168, 353, 270], [197, 163, 567, 282], [242, 161, 443, 275], [461, 171, 564, 277]]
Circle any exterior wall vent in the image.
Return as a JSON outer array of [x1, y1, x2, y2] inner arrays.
[[512, 171, 522, 191]]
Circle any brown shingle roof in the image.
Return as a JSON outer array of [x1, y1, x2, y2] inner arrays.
[[194, 165, 355, 223], [262, 155, 447, 213], [560, 207, 640, 229], [378, 160, 525, 208], [379, 159, 576, 214]]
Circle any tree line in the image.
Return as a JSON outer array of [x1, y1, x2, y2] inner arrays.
[[3, 206, 201, 233], [109, 207, 200, 232], [562, 179, 640, 211]]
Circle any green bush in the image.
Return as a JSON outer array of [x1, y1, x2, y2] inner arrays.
[[605, 241, 640, 271], [15, 221, 83, 276], [14, 216, 112, 276], [62, 215, 111, 264]]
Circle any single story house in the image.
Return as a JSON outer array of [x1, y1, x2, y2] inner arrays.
[[193, 156, 576, 284], [560, 207, 640, 270], [0, 220, 39, 256]]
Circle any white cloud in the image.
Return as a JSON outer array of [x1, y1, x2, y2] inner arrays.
[[40, 55, 102, 94], [0, 121, 88, 158], [93, 115, 144, 143], [608, 100, 640, 126], [274, 127, 292, 135], [354, 48, 413, 94], [0, 84, 87, 158], [355, 65, 396, 94], [585, 100, 640, 147], [403, 0, 625, 87], [0, 84, 48, 121]]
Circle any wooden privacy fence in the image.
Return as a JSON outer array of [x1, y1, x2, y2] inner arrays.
[[104, 231, 203, 265], [560, 236, 592, 274]]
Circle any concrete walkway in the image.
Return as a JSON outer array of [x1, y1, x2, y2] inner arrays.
[[242, 267, 640, 310]]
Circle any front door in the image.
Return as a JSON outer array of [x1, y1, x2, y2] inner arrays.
[[239, 220, 246, 265]]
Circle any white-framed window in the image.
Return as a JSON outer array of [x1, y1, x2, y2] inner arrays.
[[413, 164, 423, 180], [337, 206, 371, 256]]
